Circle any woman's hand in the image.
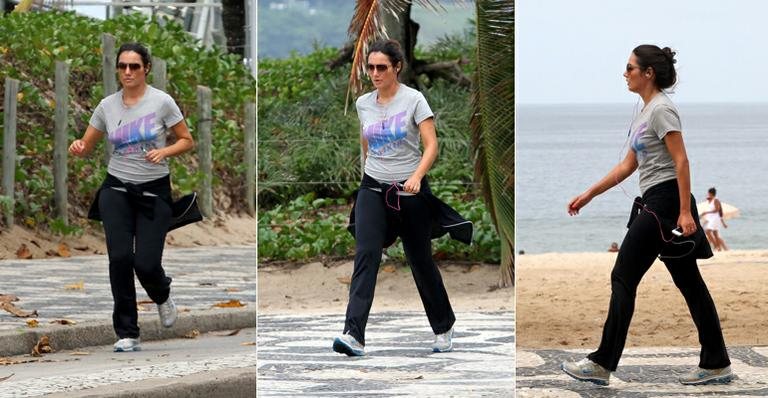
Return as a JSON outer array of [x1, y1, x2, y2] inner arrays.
[[568, 192, 593, 216], [403, 174, 422, 194], [145, 148, 167, 164], [677, 212, 697, 237], [68, 139, 87, 157]]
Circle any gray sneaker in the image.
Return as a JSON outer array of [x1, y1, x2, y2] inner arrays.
[[679, 365, 733, 385], [561, 358, 611, 386], [158, 297, 177, 328], [332, 333, 365, 356], [432, 327, 454, 352], [113, 338, 141, 352]]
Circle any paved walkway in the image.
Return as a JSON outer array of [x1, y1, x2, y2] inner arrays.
[[517, 347, 768, 397], [0, 328, 256, 397], [258, 311, 515, 397], [0, 246, 256, 331]]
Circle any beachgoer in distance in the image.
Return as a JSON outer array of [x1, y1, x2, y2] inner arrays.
[[69, 42, 195, 352], [700, 187, 728, 251], [561, 45, 732, 386]]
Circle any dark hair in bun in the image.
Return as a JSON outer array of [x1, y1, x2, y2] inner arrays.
[[633, 44, 677, 89]]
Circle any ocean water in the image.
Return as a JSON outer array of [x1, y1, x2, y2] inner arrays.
[[517, 102, 768, 254]]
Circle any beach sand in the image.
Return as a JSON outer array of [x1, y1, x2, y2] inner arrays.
[[258, 261, 514, 314], [517, 250, 768, 348]]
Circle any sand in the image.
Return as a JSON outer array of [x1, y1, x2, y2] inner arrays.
[[517, 250, 768, 349], [258, 261, 514, 314], [0, 215, 255, 260]]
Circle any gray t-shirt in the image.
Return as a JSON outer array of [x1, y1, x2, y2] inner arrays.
[[628, 92, 680, 194], [89, 85, 184, 183], [356, 83, 434, 182]]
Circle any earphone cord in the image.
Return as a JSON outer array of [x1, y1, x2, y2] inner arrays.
[[613, 97, 695, 259]]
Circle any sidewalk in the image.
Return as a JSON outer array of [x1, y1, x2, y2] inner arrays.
[[0, 246, 256, 356], [258, 311, 515, 397], [0, 328, 256, 397], [517, 346, 768, 397]]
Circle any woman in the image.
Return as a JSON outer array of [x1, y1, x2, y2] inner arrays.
[[700, 187, 728, 251], [333, 39, 472, 356], [561, 45, 732, 385], [69, 42, 195, 352]]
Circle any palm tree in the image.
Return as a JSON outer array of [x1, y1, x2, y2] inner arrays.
[[347, 0, 514, 286]]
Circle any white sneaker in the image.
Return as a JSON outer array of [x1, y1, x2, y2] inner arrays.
[[332, 333, 365, 356], [158, 297, 177, 328], [113, 338, 141, 352], [432, 327, 454, 352], [561, 358, 611, 386], [679, 365, 733, 385]]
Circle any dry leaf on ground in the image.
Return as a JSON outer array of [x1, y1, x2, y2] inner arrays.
[[136, 304, 148, 312], [240, 342, 256, 346], [26, 319, 39, 328], [224, 287, 241, 293], [463, 264, 482, 273], [15, 244, 32, 259], [57, 243, 71, 258], [64, 281, 84, 291], [69, 352, 90, 356], [183, 329, 200, 339], [382, 265, 396, 273], [0, 302, 38, 318], [0, 295, 18, 304], [0, 357, 20, 365], [0, 373, 14, 382], [73, 245, 89, 251], [31, 336, 53, 357], [215, 329, 241, 337], [49, 319, 76, 325], [337, 276, 352, 285], [212, 300, 245, 308], [179, 308, 191, 313], [136, 300, 154, 305]]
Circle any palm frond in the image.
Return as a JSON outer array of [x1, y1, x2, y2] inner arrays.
[[471, 0, 514, 286], [345, 0, 446, 113]]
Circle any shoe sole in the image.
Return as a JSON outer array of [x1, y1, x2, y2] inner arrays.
[[114, 346, 141, 352], [332, 337, 364, 357], [561, 364, 609, 386], [680, 374, 733, 385], [432, 342, 453, 353]]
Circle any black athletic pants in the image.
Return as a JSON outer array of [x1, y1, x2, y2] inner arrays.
[[99, 186, 172, 339], [588, 179, 730, 371], [344, 176, 455, 345]]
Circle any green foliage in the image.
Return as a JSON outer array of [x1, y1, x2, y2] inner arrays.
[[0, 11, 255, 231], [258, 193, 355, 261], [258, 192, 500, 263]]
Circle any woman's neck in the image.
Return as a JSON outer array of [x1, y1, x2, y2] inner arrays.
[[122, 84, 147, 106], [377, 82, 400, 104], [639, 86, 661, 106]]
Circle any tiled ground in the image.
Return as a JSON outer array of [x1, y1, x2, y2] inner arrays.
[[517, 346, 768, 397], [258, 311, 515, 397]]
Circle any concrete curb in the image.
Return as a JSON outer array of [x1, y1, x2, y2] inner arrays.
[[0, 308, 256, 357], [46, 368, 257, 398]]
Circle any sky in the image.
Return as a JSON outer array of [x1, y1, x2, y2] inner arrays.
[[517, 0, 768, 104]]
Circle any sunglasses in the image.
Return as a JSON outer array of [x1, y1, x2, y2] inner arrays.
[[116, 62, 143, 71], [626, 63, 644, 72], [366, 63, 392, 73]]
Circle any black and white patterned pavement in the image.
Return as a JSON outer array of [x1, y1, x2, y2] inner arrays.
[[257, 311, 515, 397], [517, 346, 768, 397]]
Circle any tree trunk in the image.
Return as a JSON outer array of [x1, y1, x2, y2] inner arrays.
[[380, 3, 420, 88], [221, 0, 245, 57]]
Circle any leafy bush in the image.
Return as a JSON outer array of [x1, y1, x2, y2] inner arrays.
[[0, 11, 256, 230], [257, 192, 500, 263]]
